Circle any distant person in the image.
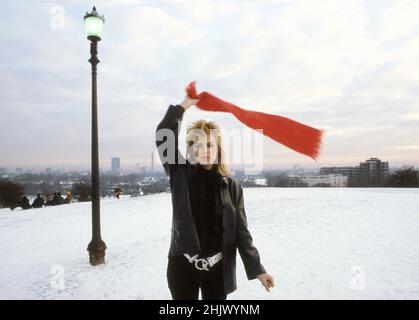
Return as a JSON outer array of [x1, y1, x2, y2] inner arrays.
[[56, 192, 65, 205], [17, 196, 31, 210], [50, 192, 58, 206], [155, 93, 274, 300], [51, 192, 61, 206], [114, 187, 122, 199], [64, 191, 72, 204], [31, 193, 45, 208], [45, 193, 53, 206]]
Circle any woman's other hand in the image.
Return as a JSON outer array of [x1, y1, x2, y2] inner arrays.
[[257, 273, 275, 292]]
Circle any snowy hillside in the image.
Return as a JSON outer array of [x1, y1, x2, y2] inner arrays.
[[1, 188, 418, 299]]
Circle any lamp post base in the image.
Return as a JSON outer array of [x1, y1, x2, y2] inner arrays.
[[87, 239, 107, 266]]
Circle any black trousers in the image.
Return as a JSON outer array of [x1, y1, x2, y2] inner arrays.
[[167, 255, 227, 300]]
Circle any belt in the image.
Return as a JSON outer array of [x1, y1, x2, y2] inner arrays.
[[183, 252, 223, 271]]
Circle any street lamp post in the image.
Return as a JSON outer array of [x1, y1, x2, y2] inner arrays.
[[84, 6, 107, 266]]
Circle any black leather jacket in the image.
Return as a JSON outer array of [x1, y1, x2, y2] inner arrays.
[[155, 104, 266, 295]]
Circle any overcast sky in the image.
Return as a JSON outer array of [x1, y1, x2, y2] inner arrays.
[[1, 0, 418, 172]]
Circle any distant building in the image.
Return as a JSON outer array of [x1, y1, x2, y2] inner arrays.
[[320, 166, 359, 186], [291, 164, 303, 174], [16, 168, 23, 175], [233, 169, 245, 177], [289, 174, 348, 187], [359, 157, 389, 187], [0, 167, 7, 175], [254, 178, 268, 186], [45, 168, 52, 175], [111, 157, 120, 175], [320, 157, 389, 187]]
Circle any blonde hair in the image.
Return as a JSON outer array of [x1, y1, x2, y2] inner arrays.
[[186, 119, 232, 177]]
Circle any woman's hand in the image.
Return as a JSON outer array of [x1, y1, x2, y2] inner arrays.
[[179, 95, 199, 111], [257, 273, 275, 292]]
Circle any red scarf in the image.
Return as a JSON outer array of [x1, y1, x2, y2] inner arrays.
[[186, 81, 324, 160]]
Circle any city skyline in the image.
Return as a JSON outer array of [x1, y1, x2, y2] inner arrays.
[[1, 1, 419, 170], [0, 156, 410, 175]]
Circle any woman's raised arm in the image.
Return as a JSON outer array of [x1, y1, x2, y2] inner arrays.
[[155, 95, 199, 176]]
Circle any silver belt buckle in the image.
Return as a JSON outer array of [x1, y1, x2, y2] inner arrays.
[[194, 257, 209, 271], [184, 253, 222, 271]]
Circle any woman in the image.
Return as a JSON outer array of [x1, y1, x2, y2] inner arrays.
[[155, 93, 274, 300]]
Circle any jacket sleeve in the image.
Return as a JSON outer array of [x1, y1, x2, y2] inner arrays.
[[155, 104, 187, 176], [235, 183, 266, 280]]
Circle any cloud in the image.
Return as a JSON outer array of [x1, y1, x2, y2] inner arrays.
[[378, 0, 419, 43], [392, 146, 419, 150], [1, 0, 419, 170], [162, 0, 236, 22]]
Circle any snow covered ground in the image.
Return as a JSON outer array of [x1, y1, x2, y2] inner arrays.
[[1, 187, 418, 300]]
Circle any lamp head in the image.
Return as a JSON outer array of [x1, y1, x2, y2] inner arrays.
[[84, 6, 105, 42]]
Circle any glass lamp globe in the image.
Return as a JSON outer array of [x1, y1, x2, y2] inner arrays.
[[84, 6, 105, 41]]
